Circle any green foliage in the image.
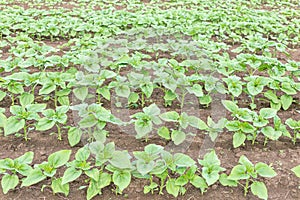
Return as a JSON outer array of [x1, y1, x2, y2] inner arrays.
[[225, 155, 276, 199], [0, 0, 299, 199]]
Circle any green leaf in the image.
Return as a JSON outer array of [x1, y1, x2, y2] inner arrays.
[[190, 175, 207, 194], [79, 115, 98, 128], [143, 103, 160, 116], [136, 160, 155, 176], [255, 163, 277, 178], [1, 174, 19, 194], [233, 132, 246, 148], [115, 85, 130, 98], [87, 180, 99, 200], [239, 155, 253, 168], [198, 150, 221, 167], [164, 90, 176, 101], [51, 178, 69, 197], [68, 127, 82, 147], [0, 113, 6, 127], [144, 144, 164, 155], [8, 82, 24, 94], [4, 117, 25, 136], [61, 167, 82, 185], [15, 151, 34, 164], [85, 168, 99, 182], [75, 147, 90, 162], [36, 118, 55, 131], [259, 108, 277, 119], [264, 90, 279, 103], [174, 153, 195, 167], [175, 176, 188, 186], [219, 173, 238, 187], [97, 87, 111, 101], [270, 102, 281, 110], [0, 91, 6, 101], [188, 84, 203, 97], [159, 111, 179, 122], [240, 122, 255, 133], [280, 95, 293, 110], [21, 168, 46, 187], [261, 126, 281, 140], [141, 83, 153, 98], [128, 92, 139, 104], [202, 169, 220, 186], [39, 83, 56, 95], [222, 100, 238, 113], [89, 140, 104, 154], [188, 116, 208, 130], [20, 93, 34, 107], [171, 130, 186, 145], [113, 170, 131, 192], [228, 165, 249, 180], [247, 81, 264, 96], [99, 172, 111, 189], [291, 165, 300, 178], [73, 87, 88, 102], [109, 151, 132, 169], [157, 126, 170, 140], [134, 119, 152, 139], [281, 82, 297, 95], [166, 179, 180, 197], [251, 181, 268, 200], [48, 150, 72, 168], [199, 95, 212, 105], [26, 104, 47, 113]]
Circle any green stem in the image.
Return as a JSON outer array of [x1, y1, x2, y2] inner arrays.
[[24, 126, 28, 141], [180, 91, 187, 110], [293, 130, 297, 145], [159, 178, 164, 195], [244, 179, 249, 196], [141, 92, 145, 107], [149, 176, 153, 194], [56, 124, 62, 140], [11, 94, 14, 106], [31, 83, 38, 94], [252, 132, 257, 145]]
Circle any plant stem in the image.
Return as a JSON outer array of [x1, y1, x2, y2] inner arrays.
[[24, 126, 28, 141], [141, 92, 145, 107], [180, 91, 187, 110], [244, 179, 249, 196], [293, 130, 297, 145], [11, 95, 14, 106], [56, 124, 62, 140], [159, 178, 164, 195], [252, 131, 257, 145]]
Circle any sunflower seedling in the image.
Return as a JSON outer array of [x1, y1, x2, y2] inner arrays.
[[227, 155, 277, 199]]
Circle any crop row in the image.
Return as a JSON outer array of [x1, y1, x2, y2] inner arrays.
[[1, 1, 300, 47], [1, 143, 299, 200], [0, 69, 299, 147]]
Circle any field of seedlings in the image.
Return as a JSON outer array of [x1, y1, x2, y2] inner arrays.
[[0, 0, 300, 199]]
